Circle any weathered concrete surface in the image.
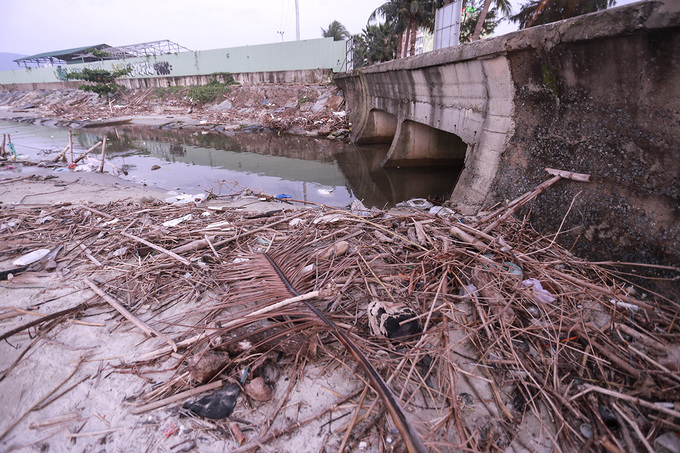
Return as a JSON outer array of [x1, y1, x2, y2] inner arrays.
[[336, 0, 680, 275], [0, 69, 335, 91]]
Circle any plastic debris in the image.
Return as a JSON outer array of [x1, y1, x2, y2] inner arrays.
[[36, 216, 54, 224], [162, 214, 193, 227], [275, 194, 292, 199], [608, 298, 640, 312], [13, 249, 51, 266], [396, 198, 434, 209], [522, 279, 556, 304], [165, 193, 209, 204], [655, 432, 680, 453], [350, 199, 372, 216], [289, 217, 307, 228], [429, 206, 455, 217], [313, 213, 345, 224], [205, 220, 233, 230]]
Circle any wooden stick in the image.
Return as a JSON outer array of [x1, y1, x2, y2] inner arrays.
[[84, 278, 177, 352], [136, 333, 207, 362], [68, 130, 73, 164], [99, 135, 107, 172], [120, 231, 191, 266], [1, 134, 5, 158], [476, 168, 591, 232], [79, 244, 102, 267], [73, 141, 102, 164], [572, 385, 680, 419], [482, 175, 561, 233], [129, 380, 224, 414], [53, 144, 71, 163], [545, 167, 591, 182], [338, 386, 368, 452]]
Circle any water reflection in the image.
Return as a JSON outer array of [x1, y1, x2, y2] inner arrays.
[[1, 120, 462, 207]]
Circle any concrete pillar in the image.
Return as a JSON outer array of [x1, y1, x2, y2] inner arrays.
[[381, 120, 468, 167]]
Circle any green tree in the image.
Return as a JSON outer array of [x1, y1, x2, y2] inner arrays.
[[321, 20, 350, 41], [369, 0, 442, 58], [471, 0, 512, 40], [510, 0, 615, 28], [353, 21, 397, 67], [461, 0, 502, 42], [65, 67, 132, 99]]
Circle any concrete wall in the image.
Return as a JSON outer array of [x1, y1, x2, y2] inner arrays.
[[336, 0, 680, 272], [0, 38, 346, 88]]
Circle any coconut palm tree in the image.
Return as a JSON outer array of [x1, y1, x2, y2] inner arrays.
[[369, 0, 441, 58], [460, 0, 500, 42], [321, 20, 350, 41], [470, 0, 512, 40], [510, 0, 615, 29], [353, 22, 398, 67]]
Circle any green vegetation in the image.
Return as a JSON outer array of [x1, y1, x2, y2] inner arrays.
[[321, 20, 350, 41], [153, 74, 237, 106], [511, 0, 615, 28], [65, 67, 132, 99]]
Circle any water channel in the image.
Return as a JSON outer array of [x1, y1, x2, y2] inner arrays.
[[0, 120, 462, 207]]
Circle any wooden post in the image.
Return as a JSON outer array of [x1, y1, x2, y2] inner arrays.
[[1, 134, 5, 158], [99, 135, 107, 173], [68, 130, 73, 164]]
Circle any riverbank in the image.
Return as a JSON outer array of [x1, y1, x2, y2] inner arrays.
[[0, 82, 350, 139]]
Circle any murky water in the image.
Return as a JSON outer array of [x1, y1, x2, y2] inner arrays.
[[0, 120, 462, 207]]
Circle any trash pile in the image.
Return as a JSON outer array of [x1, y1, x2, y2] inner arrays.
[[1, 177, 679, 452]]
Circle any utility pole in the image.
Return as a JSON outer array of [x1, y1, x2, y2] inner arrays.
[[295, 0, 300, 41]]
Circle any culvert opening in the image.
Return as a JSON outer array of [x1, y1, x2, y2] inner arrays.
[[356, 109, 398, 145]]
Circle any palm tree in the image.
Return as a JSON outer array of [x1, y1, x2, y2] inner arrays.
[[471, 0, 512, 40], [460, 0, 500, 42], [353, 22, 398, 67], [321, 20, 350, 41], [369, 0, 441, 58], [510, 0, 615, 28]]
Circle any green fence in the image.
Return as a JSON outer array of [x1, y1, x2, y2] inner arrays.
[[0, 38, 346, 86]]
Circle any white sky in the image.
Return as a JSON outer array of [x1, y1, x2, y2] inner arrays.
[[1, 0, 639, 56]]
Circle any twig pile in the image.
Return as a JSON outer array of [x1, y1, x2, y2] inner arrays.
[[1, 181, 678, 452]]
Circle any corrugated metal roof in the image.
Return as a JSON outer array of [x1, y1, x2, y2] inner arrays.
[[14, 44, 109, 62]]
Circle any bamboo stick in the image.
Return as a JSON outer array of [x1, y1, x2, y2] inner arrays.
[[84, 278, 177, 352], [68, 130, 73, 164], [99, 135, 107, 172], [73, 140, 102, 164], [120, 231, 191, 266], [53, 144, 71, 163]]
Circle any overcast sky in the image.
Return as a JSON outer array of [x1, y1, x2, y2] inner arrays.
[[1, 0, 638, 56]]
